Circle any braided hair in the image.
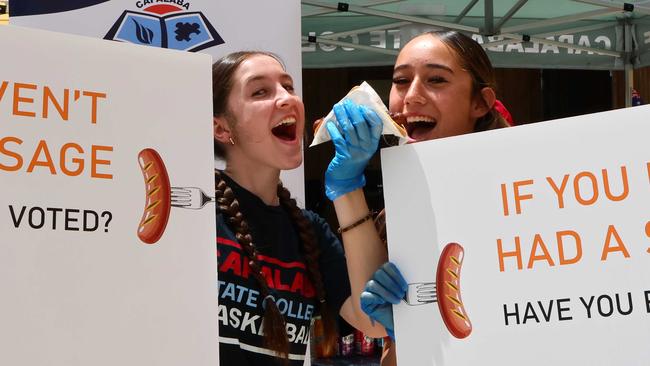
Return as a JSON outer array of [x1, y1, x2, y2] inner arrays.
[[276, 181, 338, 355], [215, 170, 337, 361]]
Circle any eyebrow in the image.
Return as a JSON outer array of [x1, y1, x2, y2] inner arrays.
[[244, 73, 292, 85], [393, 63, 454, 73]]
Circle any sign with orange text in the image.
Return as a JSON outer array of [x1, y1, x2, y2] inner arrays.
[[0, 26, 218, 365], [381, 105, 650, 365], [10, 0, 305, 204]]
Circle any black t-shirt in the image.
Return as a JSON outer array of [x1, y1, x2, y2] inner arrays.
[[217, 174, 351, 365]]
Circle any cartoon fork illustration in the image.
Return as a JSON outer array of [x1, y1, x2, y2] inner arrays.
[[401, 243, 473, 339], [404, 282, 437, 305], [170, 187, 215, 209]]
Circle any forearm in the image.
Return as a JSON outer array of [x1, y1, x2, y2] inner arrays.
[[333, 188, 388, 335]]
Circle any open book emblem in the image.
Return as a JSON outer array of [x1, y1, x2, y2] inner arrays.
[[105, 9, 224, 52]]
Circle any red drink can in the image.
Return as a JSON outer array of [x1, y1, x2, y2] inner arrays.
[[360, 334, 375, 356], [354, 330, 376, 356], [354, 329, 363, 354]]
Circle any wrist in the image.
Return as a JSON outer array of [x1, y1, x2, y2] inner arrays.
[[337, 211, 375, 234], [325, 175, 366, 201]]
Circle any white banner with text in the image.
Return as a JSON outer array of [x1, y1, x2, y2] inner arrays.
[[381, 105, 650, 365], [0, 25, 217, 366]]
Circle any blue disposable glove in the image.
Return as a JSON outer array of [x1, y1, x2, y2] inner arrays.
[[360, 262, 408, 341], [324, 99, 382, 201]]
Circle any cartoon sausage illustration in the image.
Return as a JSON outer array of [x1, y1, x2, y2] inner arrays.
[[436, 243, 472, 339], [403, 243, 473, 338], [136, 148, 171, 244]]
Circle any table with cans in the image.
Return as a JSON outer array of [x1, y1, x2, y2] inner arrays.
[[313, 329, 382, 366]]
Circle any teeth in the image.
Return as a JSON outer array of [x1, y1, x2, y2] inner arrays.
[[275, 117, 296, 127], [406, 116, 435, 123]]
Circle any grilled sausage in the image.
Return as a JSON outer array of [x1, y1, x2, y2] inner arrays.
[[387, 112, 406, 126]]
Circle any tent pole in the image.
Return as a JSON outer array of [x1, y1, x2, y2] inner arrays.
[[494, 0, 528, 31], [624, 22, 633, 108], [625, 63, 633, 108], [502, 8, 619, 34], [533, 22, 616, 38], [574, 0, 650, 16], [454, 0, 479, 23], [484, 0, 494, 35], [302, 0, 401, 17]]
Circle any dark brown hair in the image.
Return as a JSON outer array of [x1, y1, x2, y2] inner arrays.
[[422, 30, 509, 131], [213, 51, 337, 360]]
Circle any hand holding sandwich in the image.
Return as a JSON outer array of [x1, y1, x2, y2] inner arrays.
[[324, 99, 382, 201]]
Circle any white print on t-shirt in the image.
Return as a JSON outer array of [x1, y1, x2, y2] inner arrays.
[[217, 303, 310, 345], [218, 280, 315, 320]]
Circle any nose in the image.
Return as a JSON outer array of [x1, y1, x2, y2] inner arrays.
[[403, 78, 426, 106], [275, 85, 297, 109]]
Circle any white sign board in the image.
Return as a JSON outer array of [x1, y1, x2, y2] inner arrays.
[[381, 105, 650, 365], [0, 25, 217, 366], [10, 0, 305, 203]]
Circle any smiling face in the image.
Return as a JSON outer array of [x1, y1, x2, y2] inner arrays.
[[216, 54, 305, 171], [389, 34, 488, 142]]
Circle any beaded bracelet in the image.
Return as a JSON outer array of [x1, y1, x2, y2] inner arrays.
[[337, 211, 374, 234]]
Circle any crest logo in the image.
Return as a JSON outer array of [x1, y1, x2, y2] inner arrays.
[[105, 2, 224, 52]]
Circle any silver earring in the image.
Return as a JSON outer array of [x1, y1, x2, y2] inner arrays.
[[228, 137, 235, 146]]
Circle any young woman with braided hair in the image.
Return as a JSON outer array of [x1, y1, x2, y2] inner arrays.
[[212, 51, 388, 365]]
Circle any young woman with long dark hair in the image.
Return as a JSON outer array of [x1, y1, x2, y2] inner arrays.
[[212, 51, 388, 365]]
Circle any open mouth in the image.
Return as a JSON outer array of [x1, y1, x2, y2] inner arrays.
[[271, 118, 297, 141], [405, 116, 437, 141]]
